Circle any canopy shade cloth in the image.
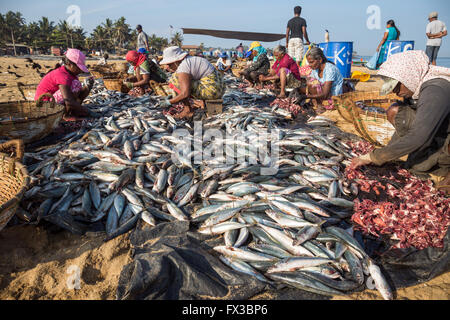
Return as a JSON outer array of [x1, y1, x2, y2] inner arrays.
[[182, 28, 286, 42]]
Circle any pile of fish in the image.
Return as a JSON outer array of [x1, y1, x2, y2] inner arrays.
[[191, 118, 393, 299], [18, 78, 394, 299], [270, 98, 307, 117], [346, 142, 450, 250]]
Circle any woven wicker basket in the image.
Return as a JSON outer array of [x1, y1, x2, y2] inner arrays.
[[332, 90, 398, 122], [0, 94, 65, 143], [90, 64, 116, 79], [103, 78, 130, 93], [348, 91, 399, 147], [0, 139, 29, 231], [113, 62, 129, 73], [16, 83, 38, 101], [231, 61, 248, 78], [90, 70, 103, 79]]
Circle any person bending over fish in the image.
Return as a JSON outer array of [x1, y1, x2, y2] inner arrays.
[[239, 41, 270, 88], [35, 48, 94, 118], [258, 45, 302, 98], [303, 47, 344, 112], [215, 52, 233, 74], [351, 51, 450, 195], [123, 50, 167, 97], [158, 46, 225, 119]]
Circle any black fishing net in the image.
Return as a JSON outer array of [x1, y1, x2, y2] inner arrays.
[[116, 220, 342, 300], [116, 221, 268, 300], [116, 220, 449, 300], [375, 229, 450, 288]]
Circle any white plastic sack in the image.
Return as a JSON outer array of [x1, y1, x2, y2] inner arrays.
[[365, 52, 379, 70]]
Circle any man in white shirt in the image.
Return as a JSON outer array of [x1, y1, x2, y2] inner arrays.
[[215, 53, 232, 73], [136, 25, 150, 53], [425, 11, 447, 66]]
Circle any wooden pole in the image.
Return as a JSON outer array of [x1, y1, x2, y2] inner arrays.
[[11, 29, 17, 56]]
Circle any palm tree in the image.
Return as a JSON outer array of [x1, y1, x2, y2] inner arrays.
[[128, 29, 138, 50], [149, 34, 169, 51], [71, 27, 86, 49], [54, 20, 72, 48], [38, 17, 55, 47], [171, 31, 183, 47], [4, 11, 26, 55], [91, 25, 107, 52], [0, 14, 6, 47], [24, 22, 40, 49], [114, 17, 131, 50], [101, 18, 115, 49]]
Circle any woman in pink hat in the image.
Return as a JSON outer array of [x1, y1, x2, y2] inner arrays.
[[35, 48, 94, 117]]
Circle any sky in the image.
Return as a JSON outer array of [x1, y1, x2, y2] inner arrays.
[[1, 0, 450, 56]]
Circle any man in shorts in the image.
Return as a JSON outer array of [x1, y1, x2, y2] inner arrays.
[[286, 6, 311, 66], [136, 24, 150, 53], [425, 11, 447, 66]]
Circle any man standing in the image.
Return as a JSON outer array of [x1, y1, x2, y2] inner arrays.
[[136, 24, 150, 53], [426, 12, 447, 66], [286, 6, 310, 66]]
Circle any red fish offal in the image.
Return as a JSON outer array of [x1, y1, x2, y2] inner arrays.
[[346, 140, 450, 250]]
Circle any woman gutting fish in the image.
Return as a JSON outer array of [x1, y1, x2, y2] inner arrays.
[[34, 48, 94, 118], [238, 41, 270, 87], [123, 50, 167, 97], [158, 46, 225, 119], [351, 50, 450, 195], [303, 47, 344, 112], [258, 45, 302, 98]]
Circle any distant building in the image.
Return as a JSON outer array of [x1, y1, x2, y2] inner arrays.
[[182, 45, 202, 56], [51, 46, 63, 56], [0, 43, 31, 56]]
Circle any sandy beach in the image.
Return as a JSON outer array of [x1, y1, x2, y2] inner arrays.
[[0, 56, 448, 300]]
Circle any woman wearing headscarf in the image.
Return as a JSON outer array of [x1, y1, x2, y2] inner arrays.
[[124, 50, 167, 97], [351, 50, 450, 195], [239, 41, 270, 87]]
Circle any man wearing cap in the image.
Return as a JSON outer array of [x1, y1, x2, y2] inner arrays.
[[351, 51, 450, 195], [136, 25, 150, 53], [35, 48, 95, 118], [215, 52, 232, 74], [426, 12, 447, 66], [158, 46, 225, 119]]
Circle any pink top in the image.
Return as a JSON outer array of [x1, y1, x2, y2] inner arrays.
[[272, 54, 301, 81], [35, 66, 77, 100]]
